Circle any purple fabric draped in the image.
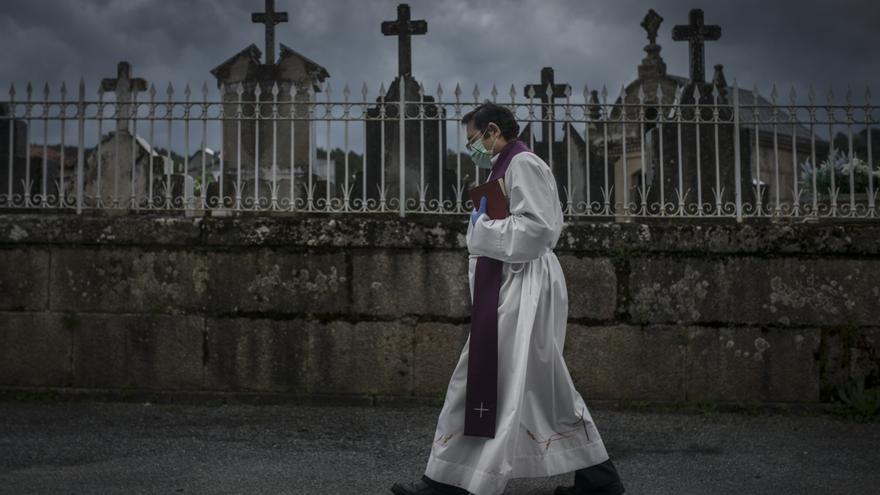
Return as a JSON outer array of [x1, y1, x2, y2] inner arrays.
[[464, 139, 531, 438]]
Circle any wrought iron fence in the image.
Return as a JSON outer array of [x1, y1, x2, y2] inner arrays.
[[1, 78, 876, 221]]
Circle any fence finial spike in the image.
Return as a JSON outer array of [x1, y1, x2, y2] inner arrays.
[[509, 83, 516, 98], [43, 82, 50, 98], [583, 84, 590, 99], [8, 82, 15, 98], [343, 83, 351, 97], [472, 83, 480, 101], [26, 81, 32, 98], [770, 83, 778, 103], [254, 83, 262, 97], [637, 84, 645, 102], [202, 81, 209, 96], [526, 85, 535, 99], [418, 82, 425, 97], [453, 83, 462, 98], [271, 81, 279, 96], [361, 82, 369, 98], [491, 83, 498, 98], [60, 81, 67, 98], [149, 83, 156, 99], [788, 85, 797, 105], [436, 83, 444, 97], [866, 85, 872, 104], [184, 82, 192, 97], [807, 84, 815, 104], [378, 82, 386, 98], [601, 84, 608, 101], [845, 85, 853, 105]]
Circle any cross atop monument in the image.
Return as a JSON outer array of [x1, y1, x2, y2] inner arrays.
[[101, 61, 148, 133], [524, 67, 570, 144], [252, 0, 289, 65], [381, 3, 428, 78], [672, 9, 721, 83]]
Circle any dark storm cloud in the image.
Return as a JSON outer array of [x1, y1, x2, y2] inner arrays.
[[0, 0, 877, 101]]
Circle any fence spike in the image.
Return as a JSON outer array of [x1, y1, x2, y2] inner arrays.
[[845, 86, 853, 106], [60, 81, 67, 100], [271, 81, 279, 97], [789, 85, 797, 105], [491, 84, 498, 99], [472, 83, 480, 101], [453, 83, 462, 99], [866, 85, 872, 105], [254, 83, 262, 97], [770, 84, 778, 104], [526, 84, 535, 99], [601, 84, 608, 101], [361, 82, 369, 99], [378, 82, 386, 99], [583, 84, 590, 99], [43, 82, 50, 99], [343, 83, 351, 99], [8, 82, 15, 98], [436, 83, 444, 98], [509, 83, 516, 99], [807, 84, 815, 105], [202, 81, 209, 98], [79, 76, 85, 99], [184, 83, 192, 100], [637, 84, 645, 102]]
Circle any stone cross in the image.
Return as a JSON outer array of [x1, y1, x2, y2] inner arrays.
[[524, 67, 570, 144], [671, 9, 721, 83], [252, 0, 288, 65], [381, 3, 428, 78], [100, 61, 147, 133]]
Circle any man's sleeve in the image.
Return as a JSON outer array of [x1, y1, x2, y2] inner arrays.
[[467, 153, 562, 263]]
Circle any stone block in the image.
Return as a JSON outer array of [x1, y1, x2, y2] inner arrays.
[[563, 324, 687, 401], [413, 322, 468, 397], [307, 320, 413, 395], [628, 257, 880, 326], [49, 248, 209, 313], [206, 250, 347, 315], [0, 249, 49, 310], [557, 255, 617, 321], [127, 315, 204, 389], [0, 312, 71, 386], [352, 250, 469, 318], [71, 314, 128, 388], [205, 317, 308, 392], [685, 327, 821, 403]]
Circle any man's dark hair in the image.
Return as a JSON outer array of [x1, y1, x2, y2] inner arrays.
[[461, 101, 520, 140]]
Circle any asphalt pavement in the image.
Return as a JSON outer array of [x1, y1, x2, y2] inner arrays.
[[0, 401, 877, 494]]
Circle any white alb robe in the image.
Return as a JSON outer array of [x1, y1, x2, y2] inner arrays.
[[423, 151, 610, 495]]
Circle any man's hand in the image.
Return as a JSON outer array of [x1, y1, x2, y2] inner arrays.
[[470, 196, 487, 226]]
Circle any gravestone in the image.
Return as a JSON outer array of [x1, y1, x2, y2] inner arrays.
[[210, 0, 329, 208], [81, 62, 150, 208], [362, 4, 449, 211]]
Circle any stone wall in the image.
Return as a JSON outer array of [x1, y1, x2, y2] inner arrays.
[[1, 213, 878, 405]]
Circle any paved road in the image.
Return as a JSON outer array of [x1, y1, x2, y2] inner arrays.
[[0, 401, 877, 494]]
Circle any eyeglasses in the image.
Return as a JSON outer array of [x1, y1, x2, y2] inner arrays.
[[465, 129, 487, 152]]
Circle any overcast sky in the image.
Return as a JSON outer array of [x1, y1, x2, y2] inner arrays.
[[0, 0, 877, 154], [1, 0, 878, 101]]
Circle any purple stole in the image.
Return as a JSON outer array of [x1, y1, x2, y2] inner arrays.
[[464, 139, 531, 438]]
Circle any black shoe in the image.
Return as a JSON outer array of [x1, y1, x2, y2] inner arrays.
[[391, 476, 469, 495], [391, 479, 444, 495], [553, 481, 625, 495]]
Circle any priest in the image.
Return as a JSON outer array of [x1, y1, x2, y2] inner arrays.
[[391, 102, 625, 495]]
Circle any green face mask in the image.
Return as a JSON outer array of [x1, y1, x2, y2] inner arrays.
[[468, 128, 498, 169]]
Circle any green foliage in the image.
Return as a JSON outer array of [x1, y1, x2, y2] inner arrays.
[[835, 377, 880, 423], [800, 149, 879, 195]]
